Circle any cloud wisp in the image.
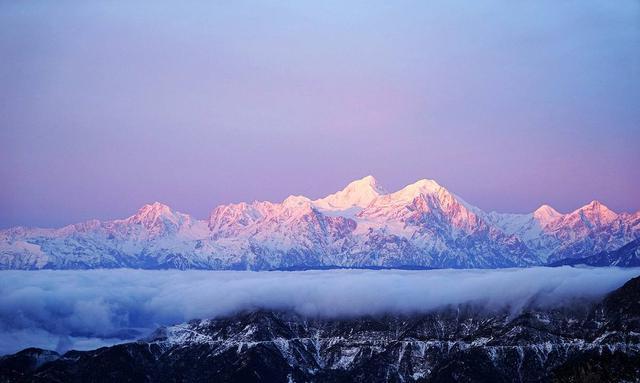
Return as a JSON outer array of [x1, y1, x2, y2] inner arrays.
[[0, 267, 638, 355]]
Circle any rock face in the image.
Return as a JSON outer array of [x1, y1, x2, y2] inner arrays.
[[1, 176, 639, 270], [2, 276, 640, 382], [549, 238, 640, 267]]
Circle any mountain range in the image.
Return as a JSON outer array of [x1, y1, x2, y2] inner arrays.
[[1, 176, 639, 270], [3, 275, 640, 382]]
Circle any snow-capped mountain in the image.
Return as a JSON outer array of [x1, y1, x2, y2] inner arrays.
[[549, 238, 640, 267], [1, 176, 639, 270], [313, 175, 386, 211], [484, 200, 640, 263]]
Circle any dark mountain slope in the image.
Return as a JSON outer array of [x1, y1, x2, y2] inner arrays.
[[2, 277, 639, 383], [549, 238, 640, 267]]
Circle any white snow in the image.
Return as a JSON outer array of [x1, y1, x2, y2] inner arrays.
[[1, 175, 638, 270], [314, 175, 386, 211]]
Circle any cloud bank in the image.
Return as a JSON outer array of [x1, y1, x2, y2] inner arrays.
[[1, 267, 638, 355]]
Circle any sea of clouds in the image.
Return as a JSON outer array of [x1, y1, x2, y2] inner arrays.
[[1, 267, 638, 355]]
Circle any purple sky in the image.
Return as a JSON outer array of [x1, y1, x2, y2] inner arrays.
[[1, 1, 639, 228]]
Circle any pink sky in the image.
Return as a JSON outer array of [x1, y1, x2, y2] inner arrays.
[[0, 1, 638, 228]]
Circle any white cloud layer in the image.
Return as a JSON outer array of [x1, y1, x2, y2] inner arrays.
[[1, 267, 638, 355]]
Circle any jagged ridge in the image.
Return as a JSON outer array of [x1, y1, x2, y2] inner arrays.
[[1, 176, 639, 270]]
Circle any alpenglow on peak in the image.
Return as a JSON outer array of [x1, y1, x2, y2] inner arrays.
[[1, 175, 638, 271], [314, 175, 387, 211]]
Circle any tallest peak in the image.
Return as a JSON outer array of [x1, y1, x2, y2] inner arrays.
[[381, 178, 446, 204], [393, 178, 442, 198], [314, 175, 386, 211], [360, 175, 377, 182], [348, 175, 382, 190], [411, 178, 441, 188], [343, 175, 386, 196]]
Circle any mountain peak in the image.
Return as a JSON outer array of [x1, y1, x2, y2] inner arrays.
[[346, 175, 384, 191], [390, 178, 442, 202], [533, 204, 562, 223], [358, 175, 377, 184], [585, 200, 609, 210], [413, 178, 441, 188], [313, 175, 386, 211], [129, 202, 181, 227], [137, 202, 173, 216], [580, 200, 617, 218]]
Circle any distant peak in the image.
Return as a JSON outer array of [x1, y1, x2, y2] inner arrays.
[[314, 175, 386, 211], [131, 202, 177, 222], [125, 202, 185, 231], [534, 204, 560, 216], [138, 202, 172, 214], [533, 204, 562, 223], [391, 178, 442, 201], [581, 200, 616, 215], [586, 200, 605, 209], [412, 178, 441, 188], [345, 175, 386, 194], [358, 175, 378, 184], [569, 200, 618, 225]]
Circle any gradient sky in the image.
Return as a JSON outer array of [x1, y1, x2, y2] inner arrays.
[[1, 0, 639, 228]]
